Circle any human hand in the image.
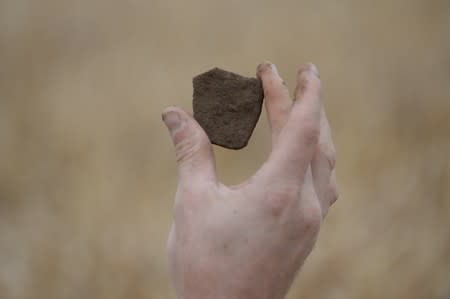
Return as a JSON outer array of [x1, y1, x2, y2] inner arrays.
[[162, 62, 338, 299]]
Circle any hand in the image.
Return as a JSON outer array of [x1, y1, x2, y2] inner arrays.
[[162, 62, 338, 299]]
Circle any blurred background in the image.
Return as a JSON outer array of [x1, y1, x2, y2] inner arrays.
[[1, 0, 449, 298]]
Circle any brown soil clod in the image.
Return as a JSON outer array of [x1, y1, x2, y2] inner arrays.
[[192, 67, 264, 150]]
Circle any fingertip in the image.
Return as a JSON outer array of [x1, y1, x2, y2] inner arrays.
[[257, 61, 292, 144], [257, 61, 277, 79], [162, 105, 190, 118], [162, 106, 182, 132], [295, 64, 321, 101], [297, 63, 319, 78], [162, 105, 181, 116], [162, 106, 197, 142], [257, 62, 285, 90], [162, 106, 195, 122]]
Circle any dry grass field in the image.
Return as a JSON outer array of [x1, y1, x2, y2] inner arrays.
[[0, 0, 449, 298]]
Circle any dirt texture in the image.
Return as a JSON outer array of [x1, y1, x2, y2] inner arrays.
[[193, 68, 264, 149]]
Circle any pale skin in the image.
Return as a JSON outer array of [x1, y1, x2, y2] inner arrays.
[[162, 62, 338, 299]]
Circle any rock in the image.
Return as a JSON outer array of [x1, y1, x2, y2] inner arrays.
[[192, 68, 264, 149]]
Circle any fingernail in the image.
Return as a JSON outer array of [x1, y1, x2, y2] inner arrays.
[[271, 63, 279, 75], [256, 61, 273, 78], [309, 64, 319, 77], [298, 63, 320, 78], [162, 110, 182, 132]]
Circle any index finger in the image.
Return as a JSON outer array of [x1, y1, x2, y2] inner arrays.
[[260, 63, 322, 185]]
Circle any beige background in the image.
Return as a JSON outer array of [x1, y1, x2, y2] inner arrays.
[[1, 0, 449, 298]]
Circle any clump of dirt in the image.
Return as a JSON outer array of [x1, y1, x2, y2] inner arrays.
[[193, 68, 264, 149]]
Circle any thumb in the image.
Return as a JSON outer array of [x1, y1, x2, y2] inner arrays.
[[162, 106, 217, 185]]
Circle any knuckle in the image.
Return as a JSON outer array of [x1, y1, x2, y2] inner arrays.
[[174, 129, 206, 165], [300, 202, 322, 235], [328, 153, 336, 170], [317, 143, 336, 169], [302, 120, 320, 146], [328, 182, 339, 205], [285, 201, 321, 242], [176, 145, 197, 165], [263, 84, 273, 98], [264, 184, 300, 217]]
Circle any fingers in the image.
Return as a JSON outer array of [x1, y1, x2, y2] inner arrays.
[[311, 109, 337, 215], [262, 63, 322, 183], [162, 106, 217, 185], [256, 62, 292, 145]]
